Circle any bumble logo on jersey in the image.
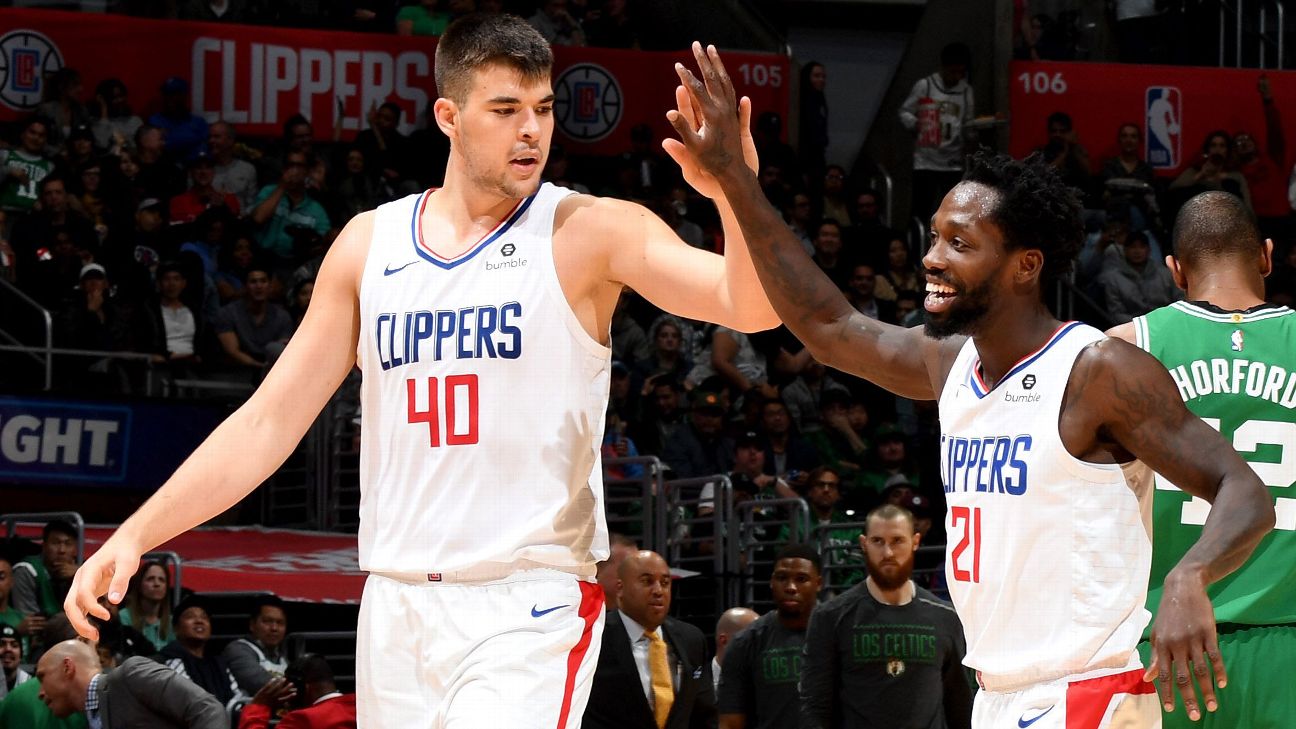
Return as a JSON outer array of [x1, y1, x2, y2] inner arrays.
[[373, 303, 523, 371]]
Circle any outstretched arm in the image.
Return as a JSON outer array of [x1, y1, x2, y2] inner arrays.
[[64, 213, 373, 639], [662, 44, 955, 400]]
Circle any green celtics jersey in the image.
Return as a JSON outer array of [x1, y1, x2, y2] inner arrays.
[[0, 149, 54, 213], [1134, 300, 1296, 628]]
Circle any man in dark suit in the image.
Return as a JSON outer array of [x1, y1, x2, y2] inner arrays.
[[583, 550, 716, 729], [35, 639, 225, 728]]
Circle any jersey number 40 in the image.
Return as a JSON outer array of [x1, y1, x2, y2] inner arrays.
[[406, 376, 480, 447], [1158, 417, 1295, 531]]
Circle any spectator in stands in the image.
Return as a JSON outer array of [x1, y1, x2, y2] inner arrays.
[[899, 42, 974, 220], [0, 557, 42, 646], [10, 175, 99, 303], [788, 466, 866, 583], [845, 263, 894, 323], [819, 165, 851, 228], [583, 550, 715, 729], [90, 79, 143, 156], [528, 0, 585, 46], [213, 264, 294, 372], [1236, 76, 1290, 243], [223, 595, 289, 697], [543, 143, 590, 194], [144, 261, 203, 375], [595, 533, 640, 610], [1, 117, 55, 214], [208, 121, 259, 214], [237, 654, 357, 729], [880, 237, 921, 300], [1099, 229, 1179, 325], [780, 192, 815, 255], [1036, 111, 1095, 206], [396, 0, 450, 35], [711, 607, 758, 693], [610, 294, 648, 365], [583, 0, 638, 48], [159, 596, 241, 709], [330, 146, 387, 223], [805, 390, 871, 492], [781, 356, 849, 435], [288, 278, 315, 328], [148, 78, 209, 162], [90, 597, 155, 666], [754, 112, 800, 196], [0, 212, 15, 284], [810, 219, 852, 291], [37, 639, 226, 729], [698, 326, 775, 401], [0, 624, 31, 701], [178, 0, 248, 22], [798, 62, 829, 183], [758, 398, 819, 486], [1098, 123, 1160, 229], [36, 69, 90, 156], [857, 423, 919, 496], [635, 318, 691, 384], [169, 154, 240, 225], [12, 520, 79, 621], [133, 125, 185, 200], [1170, 131, 1251, 212], [57, 125, 97, 180], [718, 543, 822, 729], [799, 505, 971, 729], [880, 482, 935, 540], [75, 160, 113, 242], [356, 102, 415, 189], [652, 192, 705, 249], [118, 561, 174, 652], [214, 233, 258, 303], [846, 188, 895, 264], [662, 389, 732, 479], [633, 376, 686, 458], [250, 150, 331, 263]]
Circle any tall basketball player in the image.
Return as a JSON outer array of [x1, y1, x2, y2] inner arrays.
[[1109, 191, 1296, 729], [64, 18, 779, 728], [667, 48, 1275, 728]]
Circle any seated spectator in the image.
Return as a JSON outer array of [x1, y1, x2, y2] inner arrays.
[[845, 263, 895, 323], [609, 294, 648, 366], [652, 194, 704, 249], [635, 318, 691, 384], [54, 263, 148, 374], [57, 125, 97, 178], [543, 143, 590, 194], [0, 557, 42, 650], [35, 69, 90, 157], [159, 596, 242, 709], [754, 112, 800, 199], [0, 117, 55, 215], [847, 189, 897, 263], [811, 219, 852, 290], [74, 160, 116, 241], [856, 423, 920, 501], [118, 561, 174, 652], [757, 397, 820, 486], [213, 264, 293, 372], [223, 595, 289, 698], [90, 78, 143, 155], [395, 0, 449, 36], [170, 153, 240, 225], [237, 654, 358, 729], [12, 520, 79, 622], [331, 146, 387, 223], [355, 103, 415, 195], [583, 0, 638, 48], [1099, 229, 1179, 325], [805, 391, 872, 490], [691, 326, 776, 400], [880, 236, 921, 299], [1169, 131, 1252, 214], [630, 375, 686, 458], [1035, 111, 1095, 207], [89, 596, 155, 666], [781, 356, 850, 435], [782, 192, 815, 255], [133, 125, 186, 200], [661, 389, 732, 479], [208, 121, 259, 214], [144, 261, 204, 375], [148, 77, 209, 162], [10, 175, 99, 304], [782, 466, 865, 585], [0, 623, 30, 701], [214, 232, 258, 303], [528, 0, 585, 46], [250, 151, 331, 264], [288, 277, 315, 328], [1098, 123, 1160, 228]]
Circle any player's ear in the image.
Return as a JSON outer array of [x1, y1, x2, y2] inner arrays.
[[1261, 238, 1275, 278], [911, 529, 922, 551], [1165, 255, 1188, 292], [433, 97, 459, 140], [1014, 248, 1044, 286]]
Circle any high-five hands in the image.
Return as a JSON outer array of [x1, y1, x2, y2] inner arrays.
[[661, 42, 759, 199]]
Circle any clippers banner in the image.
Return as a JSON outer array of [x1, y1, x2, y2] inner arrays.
[[1009, 60, 1296, 176], [0, 9, 790, 154]]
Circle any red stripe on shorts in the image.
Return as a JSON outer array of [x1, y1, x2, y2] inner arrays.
[[556, 581, 605, 729], [1065, 668, 1157, 729]]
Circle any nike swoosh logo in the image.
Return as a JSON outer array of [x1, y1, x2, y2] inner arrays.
[[1018, 705, 1055, 727], [383, 261, 417, 276], [531, 604, 570, 618]]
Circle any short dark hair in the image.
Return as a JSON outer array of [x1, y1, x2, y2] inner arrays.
[[286, 653, 334, 686], [940, 42, 972, 68], [816, 218, 842, 236], [960, 151, 1084, 295], [774, 543, 822, 573], [1172, 191, 1261, 266], [379, 101, 403, 118], [250, 594, 287, 620], [38, 174, 66, 194], [1047, 111, 1073, 131], [283, 113, 311, 138], [42, 519, 77, 543], [157, 260, 187, 279], [435, 14, 553, 105], [865, 503, 916, 532]]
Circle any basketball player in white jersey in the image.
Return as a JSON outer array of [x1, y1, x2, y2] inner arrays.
[[64, 18, 779, 728], [665, 49, 1275, 728]]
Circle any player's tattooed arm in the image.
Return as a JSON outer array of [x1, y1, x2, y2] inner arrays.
[[1075, 338, 1274, 720], [666, 43, 954, 400]]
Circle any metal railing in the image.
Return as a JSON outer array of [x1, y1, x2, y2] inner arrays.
[[1219, 0, 1286, 68], [735, 497, 810, 610], [0, 279, 54, 390], [603, 456, 665, 549], [1, 511, 86, 563]]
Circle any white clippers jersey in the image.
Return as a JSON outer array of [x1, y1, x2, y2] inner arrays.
[[356, 183, 611, 576], [937, 322, 1155, 690]]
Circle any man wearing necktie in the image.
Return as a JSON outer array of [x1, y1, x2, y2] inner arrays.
[[583, 550, 717, 729]]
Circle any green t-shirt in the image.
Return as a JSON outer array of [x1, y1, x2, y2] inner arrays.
[[397, 6, 449, 36], [1135, 300, 1296, 628], [0, 678, 87, 729], [0, 149, 54, 213]]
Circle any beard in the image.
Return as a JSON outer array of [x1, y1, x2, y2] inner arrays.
[[923, 275, 995, 339], [866, 558, 912, 591]]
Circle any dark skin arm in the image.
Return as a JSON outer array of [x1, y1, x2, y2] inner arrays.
[[663, 44, 962, 401], [1061, 338, 1275, 721]]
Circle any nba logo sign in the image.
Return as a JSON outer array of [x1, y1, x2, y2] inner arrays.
[[0, 29, 64, 112], [1145, 86, 1182, 169]]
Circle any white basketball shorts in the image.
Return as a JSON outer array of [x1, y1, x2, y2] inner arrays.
[[973, 668, 1161, 729], [356, 569, 605, 729]]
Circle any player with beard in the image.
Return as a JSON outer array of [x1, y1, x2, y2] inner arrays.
[[717, 543, 821, 729], [799, 505, 969, 729], [667, 46, 1274, 728]]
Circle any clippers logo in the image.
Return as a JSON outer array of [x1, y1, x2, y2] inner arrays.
[[1145, 86, 1182, 169], [0, 30, 64, 112], [554, 63, 622, 142]]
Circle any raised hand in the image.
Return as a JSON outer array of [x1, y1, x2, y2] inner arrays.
[[1144, 574, 1227, 722], [661, 42, 758, 199]]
